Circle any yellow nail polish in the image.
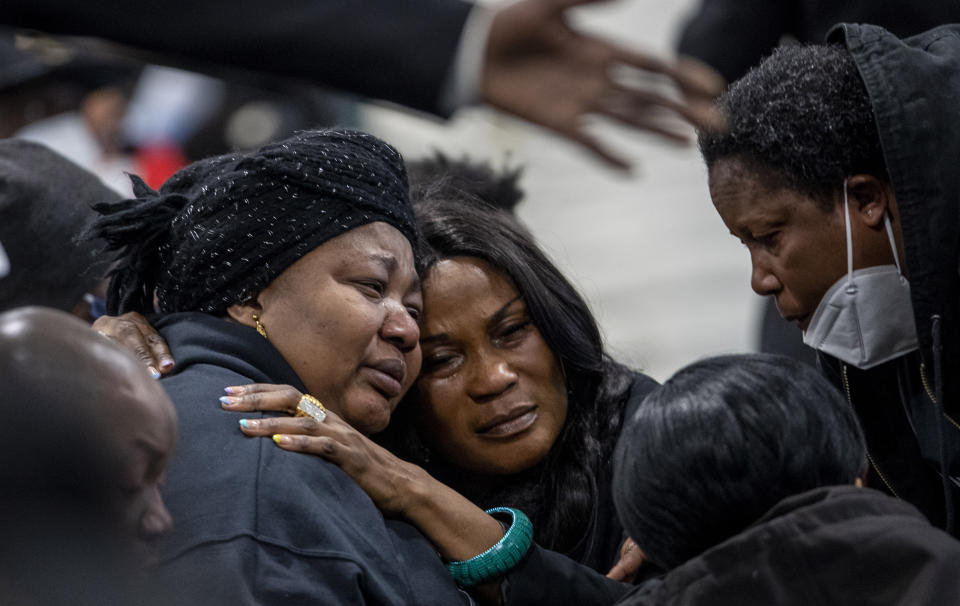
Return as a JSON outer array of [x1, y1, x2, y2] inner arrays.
[[272, 434, 282, 444]]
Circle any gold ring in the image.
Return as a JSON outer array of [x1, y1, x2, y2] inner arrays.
[[295, 394, 326, 423]]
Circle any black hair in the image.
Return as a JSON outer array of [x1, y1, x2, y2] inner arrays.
[[380, 194, 636, 561], [699, 44, 887, 209], [612, 353, 867, 570], [406, 151, 524, 213]]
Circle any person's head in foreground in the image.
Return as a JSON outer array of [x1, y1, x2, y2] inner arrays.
[[612, 353, 960, 605], [0, 306, 176, 603], [613, 353, 866, 570], [93, 129, 422, 436]]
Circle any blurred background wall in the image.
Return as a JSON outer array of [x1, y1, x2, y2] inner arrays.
[[361, 0, 757, 381]]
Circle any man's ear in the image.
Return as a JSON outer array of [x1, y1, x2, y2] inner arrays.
[[226, 297, 263, 328], [847, 174, 895, 229]]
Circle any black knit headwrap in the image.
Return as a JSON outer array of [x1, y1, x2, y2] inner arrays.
[[91, 129, 417, 315]]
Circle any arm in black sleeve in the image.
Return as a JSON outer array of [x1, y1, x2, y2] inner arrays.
[[502, 544, 631, 606], [5, 0, 473, 116], [676, 0, 793, 83]]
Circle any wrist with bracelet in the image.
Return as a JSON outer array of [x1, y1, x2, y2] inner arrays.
[[446, 507, 533, 587]]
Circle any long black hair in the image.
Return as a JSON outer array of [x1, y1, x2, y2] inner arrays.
[[378, 191, 637, 561]]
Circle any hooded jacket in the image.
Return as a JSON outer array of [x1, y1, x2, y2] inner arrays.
[[615, 486, 960, 606], [150, 312, 470, 605], [816, 23, 960, 536]]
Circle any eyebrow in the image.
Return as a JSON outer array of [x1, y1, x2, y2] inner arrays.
[[369, 253, 398, 272], [420, 295, 524, 346], [487, 295, 523, 329]]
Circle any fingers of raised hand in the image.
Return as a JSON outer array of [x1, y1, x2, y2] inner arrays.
[[220, 384, 303, 413]]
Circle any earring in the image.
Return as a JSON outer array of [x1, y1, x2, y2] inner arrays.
[[252, 313, 267, 339]]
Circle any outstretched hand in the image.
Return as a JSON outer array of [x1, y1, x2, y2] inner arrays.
[[482, 0, 726, 170]]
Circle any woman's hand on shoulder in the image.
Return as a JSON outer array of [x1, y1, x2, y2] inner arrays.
[[232, 392, 425, 518], [92, 311, 174, 377]]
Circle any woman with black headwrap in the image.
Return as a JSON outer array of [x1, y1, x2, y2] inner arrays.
[[90, 129, 488, 604]]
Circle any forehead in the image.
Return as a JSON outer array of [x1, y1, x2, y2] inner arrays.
[[284, 221, 418, 283], [421, 257, 518, 329], [709, 161, 817, 231]]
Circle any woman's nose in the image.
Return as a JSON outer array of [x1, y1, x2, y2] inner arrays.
[[466, 352, 518, 402], [750, 252, 782, 296], [380, 302, 420, 352]]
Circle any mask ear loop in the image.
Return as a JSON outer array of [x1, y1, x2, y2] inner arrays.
[[843, 179, 856, 293], [882, 212, 904, 278]]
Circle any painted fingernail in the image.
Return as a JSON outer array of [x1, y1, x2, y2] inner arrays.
[[273, 434, 289, 445], [219, 396, 234, 406], [148, 366, 161, 380], [239, 419, 251, 429], [224, 386, 239, 394], [160, 358, 174, 370]]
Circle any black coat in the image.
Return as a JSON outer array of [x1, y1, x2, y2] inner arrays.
[[816, 24, 960, 537], [151, 312, 470, 605], [616, 486, 960, 606], [4, 0, 472, 115]]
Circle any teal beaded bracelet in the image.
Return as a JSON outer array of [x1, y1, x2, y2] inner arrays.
[[446, 507, 534, 587]]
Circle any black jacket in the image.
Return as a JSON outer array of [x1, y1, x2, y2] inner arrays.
[[677, 0, 960, 83], [816, 24, 960, 537], [616, 486, 960, 606], [4, 0, 471, 115], [152, 312, 470, 605]]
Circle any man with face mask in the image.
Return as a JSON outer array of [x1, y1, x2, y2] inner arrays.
[[700, 25, 960, 536]]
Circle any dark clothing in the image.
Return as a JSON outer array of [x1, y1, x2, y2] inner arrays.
[[616, 486, 960, 605], [677, 0, 960, 83], [152, 312, 469, 605], [502, 373, 659, 605], [5, 0, 472, 115], [818, 23, 960, 536]]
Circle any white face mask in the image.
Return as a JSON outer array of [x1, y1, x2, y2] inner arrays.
[[0, 239, 8, 279], [802, 179, 919, 369]]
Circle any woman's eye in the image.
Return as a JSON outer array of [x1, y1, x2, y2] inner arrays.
[[356, 280, 385, 298], [406, 306, 422, 322], [422, 352, 457, 371], [497, 320, 531, 344], [757, 232, 779, 248]]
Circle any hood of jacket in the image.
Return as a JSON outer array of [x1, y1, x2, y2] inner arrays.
[[617, 486, 960, 606], [828, 24, 960, 410]]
